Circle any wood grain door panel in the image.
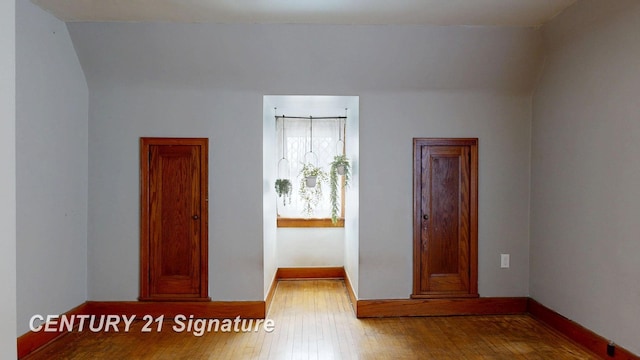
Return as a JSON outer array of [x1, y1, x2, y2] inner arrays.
[[140, 138, 209, 301], [413, 138, 478, 299], [150, 145, 200, 296]]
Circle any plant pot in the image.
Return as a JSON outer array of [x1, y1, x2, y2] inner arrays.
[[305, 175, 318, 188], [336, 164, 346, 176]]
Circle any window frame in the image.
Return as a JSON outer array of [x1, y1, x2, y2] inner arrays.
[[275, 117, 347, 228], [277, 218, 344, 228]]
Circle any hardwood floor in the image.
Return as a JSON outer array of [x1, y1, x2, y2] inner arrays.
[[24, 280, 597, 359]]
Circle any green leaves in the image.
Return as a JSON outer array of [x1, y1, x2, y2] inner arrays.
[[298, 163, 328, 217], [274, 178, 292, 206], [329, 155, 351, 224]]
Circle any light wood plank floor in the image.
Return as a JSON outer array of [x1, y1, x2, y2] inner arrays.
[[25, 280, 597, 359]]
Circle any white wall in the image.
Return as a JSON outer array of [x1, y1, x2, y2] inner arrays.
[[531, 0, 640, 354], [358, 92, 532, 299], [16, 1, 89, 335], [0, 0, 17, 355], [263, 101, 278, 297], [68, 22, 539, 301], [277, 228, 344, 267], [344, 104, 360, 297], [87, 86, 265, 301]]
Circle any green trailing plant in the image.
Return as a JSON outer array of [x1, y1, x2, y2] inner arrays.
[[329, 155, 351, 224], [298, 163, 327, 217], [274, 178, 292, 206]]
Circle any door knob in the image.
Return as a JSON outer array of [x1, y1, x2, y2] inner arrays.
[[423, 214, 429, 221], [192, 215, 199, 220]]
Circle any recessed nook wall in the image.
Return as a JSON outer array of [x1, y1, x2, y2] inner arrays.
[[263, 96, 359, 298]]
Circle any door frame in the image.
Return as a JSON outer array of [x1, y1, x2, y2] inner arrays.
[[412, 138, 478, 298], [139, 137, 209, 301]]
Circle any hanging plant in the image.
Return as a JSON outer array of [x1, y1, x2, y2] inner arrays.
[[274, 179, 292, 206], [329, 155, 351, 224], [298, 163, 327, 217]]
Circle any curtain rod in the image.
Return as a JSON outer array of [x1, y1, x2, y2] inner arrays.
[[275, 115, 347, 120]]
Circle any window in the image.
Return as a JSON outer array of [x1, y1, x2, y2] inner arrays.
[[275, 117, 346, 227]]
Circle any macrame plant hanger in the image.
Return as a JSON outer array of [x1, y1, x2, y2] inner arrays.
[[277, 116, 290, 180], [336, 109, 346, 156], [301, 116, 320, 188], [303, 116, 319, 166], [275, 113, 293, 209]]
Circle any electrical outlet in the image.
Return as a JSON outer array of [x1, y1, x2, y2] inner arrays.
[[500, 254, 510, 268]]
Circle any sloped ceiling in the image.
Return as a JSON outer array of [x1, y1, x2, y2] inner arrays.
[[34, 0, 576, 26], [67, 22, 541, 93]]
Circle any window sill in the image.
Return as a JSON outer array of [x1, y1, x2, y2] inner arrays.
[[277, 217, 344, 228]]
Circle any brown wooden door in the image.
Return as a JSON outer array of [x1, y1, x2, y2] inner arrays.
[[413, 138, 478, 298], [139, 138, 209, 301]]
